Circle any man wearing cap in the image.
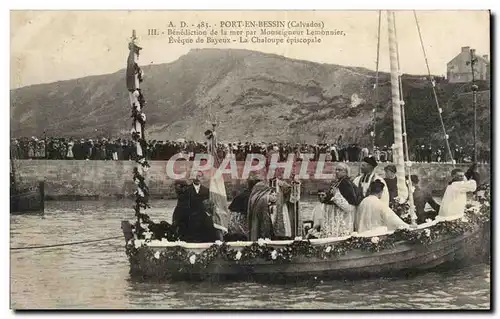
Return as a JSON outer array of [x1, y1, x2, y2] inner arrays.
[[384, 164, 398, 204], [353, 156, 389, 206]]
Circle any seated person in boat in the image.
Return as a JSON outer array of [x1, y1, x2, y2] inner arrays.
[[353, 156, 389, 207], [171, 179, 190, 241], [439, 163, 479, 218], [184, 199, 218, 243], [308, 163, 359, 238], [226, 175, 261, 241], [383, 164, 398, 204], [307, 190, 328, 239], [356, 180, 409, 233], [408, 174, 440, 224]]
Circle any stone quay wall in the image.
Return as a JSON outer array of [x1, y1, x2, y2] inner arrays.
[[12, 160, 490, 200]]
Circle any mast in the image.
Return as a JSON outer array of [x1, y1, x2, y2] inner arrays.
[[392, 12, 416, 224], [387, 11, 408, 205], [127, 30, 151, 229], [468, 48, 478, 163], [372, 11, 382, 154]]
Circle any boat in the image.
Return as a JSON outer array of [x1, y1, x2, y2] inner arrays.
[[10, 160, 45, 215], [120, 12, 491, 281], [121, 200, 490, 280], [10, 181, 45, 215]]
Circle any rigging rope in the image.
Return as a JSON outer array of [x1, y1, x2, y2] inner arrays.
[[413, 11, 455, 166], [372, 10, 381, 153], [10, 236, 123, 250]]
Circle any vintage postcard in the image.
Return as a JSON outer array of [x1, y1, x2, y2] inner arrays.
[[10, 10, 491, 310]]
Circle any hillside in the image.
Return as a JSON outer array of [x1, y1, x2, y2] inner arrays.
[[10, 48, 490, 149]]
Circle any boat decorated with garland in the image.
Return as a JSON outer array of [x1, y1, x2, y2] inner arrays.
[[121, 191, 490, 280], [120, 12, 491, 281]]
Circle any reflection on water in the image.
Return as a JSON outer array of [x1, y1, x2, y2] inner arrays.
[[10, 200, 490, 309]]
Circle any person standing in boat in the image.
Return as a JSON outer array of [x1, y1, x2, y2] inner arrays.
[[383, 164, 398, 204], [186, 171, 210, 211], [408, 175, 440, 224], [171, 179, 190, 241], [184, 171, 210, 231], [226, 175, 261, 241], [439, 163, 479, 218], [356, 180, 409, 233], [184, 199, 218, 243], [309, 163, 359, 238], [269, 173, 296, 239], [353, 156, 389, 206], [247, 180, 276, 241]]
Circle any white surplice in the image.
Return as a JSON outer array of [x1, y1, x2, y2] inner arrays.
[[353, 173, 390, 206], [311, 191, 355, 238], [356, 195, 408, 233], [439, 180, 477, 218]]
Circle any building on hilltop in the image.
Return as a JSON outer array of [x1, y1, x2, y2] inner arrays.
[[447, 46, 490, 83]]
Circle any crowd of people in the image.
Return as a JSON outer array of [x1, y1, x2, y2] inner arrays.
[[10, 136, 486, 164], [155, 156, 480, 243]]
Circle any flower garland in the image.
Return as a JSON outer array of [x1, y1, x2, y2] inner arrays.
[[126, 187, 490, 271], [390, 200, 413, 224], [126, 31, 151, 238]]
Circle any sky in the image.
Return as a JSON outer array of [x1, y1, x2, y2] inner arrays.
[[10, 10, 490, 89]]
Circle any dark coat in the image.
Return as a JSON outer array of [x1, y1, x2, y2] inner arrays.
[[184, 210, 217, 243], [185, 184, 210, 213], [228, 189, 251, 214], [171, 190, 191, 241], [333, 177, 360, 206], [413, 185, 440, 224], [384, 177, 398, 203], [183, 184, 215, 243]]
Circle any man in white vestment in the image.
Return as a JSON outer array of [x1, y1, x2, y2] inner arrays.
[[353, 156, 389, 206], [439, 164, 479, 218], [356, 180, 409, 233]]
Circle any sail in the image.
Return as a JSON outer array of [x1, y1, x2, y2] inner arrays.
[[207, 130, 230, 233]]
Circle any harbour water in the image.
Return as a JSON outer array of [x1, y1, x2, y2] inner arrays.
[[10, 200, 490, 310]]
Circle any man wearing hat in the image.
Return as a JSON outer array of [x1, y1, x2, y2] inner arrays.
[[384, 164, 398, 204], [353, 156, 389, 206]]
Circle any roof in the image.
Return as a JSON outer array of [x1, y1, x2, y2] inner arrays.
[[448, 50, 490, 66]]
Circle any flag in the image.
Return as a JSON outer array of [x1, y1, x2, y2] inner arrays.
[[207, 130, 230, 233]]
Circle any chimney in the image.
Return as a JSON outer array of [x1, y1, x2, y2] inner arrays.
[[483, 54, 488, 60], [461, 46, 470, 53]]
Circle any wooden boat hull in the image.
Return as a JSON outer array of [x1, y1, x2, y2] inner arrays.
[[10, 181, 45, 215], [123, 223, 489, 281]]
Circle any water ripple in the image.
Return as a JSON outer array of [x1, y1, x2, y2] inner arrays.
[[10, 200, 491, 309]]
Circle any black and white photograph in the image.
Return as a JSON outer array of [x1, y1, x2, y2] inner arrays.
[[9, 9, 491, 310]]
